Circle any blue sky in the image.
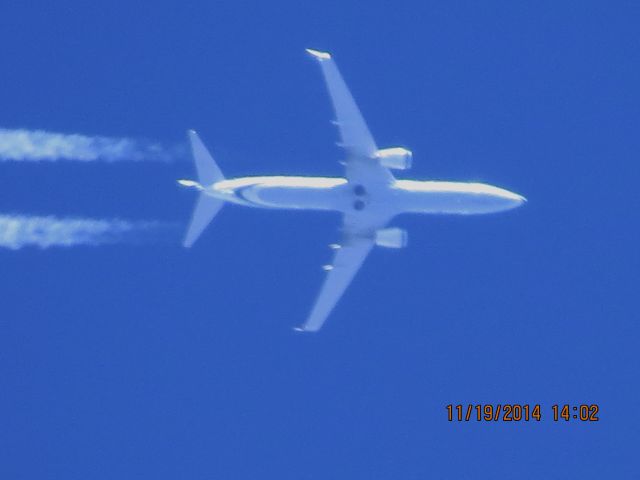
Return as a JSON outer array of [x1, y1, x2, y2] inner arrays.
[[0, 1, 638, 478]]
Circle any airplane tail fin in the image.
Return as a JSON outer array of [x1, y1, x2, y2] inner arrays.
[[181, 130, 226, 248]]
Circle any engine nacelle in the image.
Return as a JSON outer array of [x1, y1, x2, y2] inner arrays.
[[375, 227, 408, 249], [375, 147, 413, 170]]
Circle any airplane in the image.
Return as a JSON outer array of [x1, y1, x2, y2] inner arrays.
[[178, 48, 526, 332]]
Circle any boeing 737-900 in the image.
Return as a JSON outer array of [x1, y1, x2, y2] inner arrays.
[[179, 49, 526, 332]]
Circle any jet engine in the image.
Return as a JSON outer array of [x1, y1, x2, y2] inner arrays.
[[374, 227, 408, 248], [375, 147, 413, 170]]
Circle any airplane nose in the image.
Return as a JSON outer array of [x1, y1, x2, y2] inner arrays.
[[511, 194, 526, 208], [498, 189, 526, 209], [510, 193, 526, 204]]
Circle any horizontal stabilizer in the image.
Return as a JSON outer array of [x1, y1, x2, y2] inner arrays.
[[188, 130, 225, 186], [183, 194, 223, 248], [182, 130, 226, 248]]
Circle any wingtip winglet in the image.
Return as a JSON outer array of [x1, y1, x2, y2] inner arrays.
[[305, 48, 331, 60], [293, 325, 319, 333], [187, 129, 198, 140]]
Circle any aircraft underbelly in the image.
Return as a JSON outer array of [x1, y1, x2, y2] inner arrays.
[[397, 190, 512, 214], [247, 185, 346, 210]]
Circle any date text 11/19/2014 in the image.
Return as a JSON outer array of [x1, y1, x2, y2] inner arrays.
[[446, 404, 599, 422]]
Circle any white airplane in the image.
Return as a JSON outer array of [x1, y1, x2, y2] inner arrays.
[[179, 49, 526, 332]]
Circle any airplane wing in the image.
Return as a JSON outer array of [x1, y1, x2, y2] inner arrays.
[[296, 210, 393, 332], [306, 49, 394, 185]]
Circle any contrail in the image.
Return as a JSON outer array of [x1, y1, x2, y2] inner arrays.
[[0, 215, 176, 250], [0, 128, 183, 162]]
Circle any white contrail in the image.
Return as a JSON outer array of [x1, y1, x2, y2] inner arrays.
[[0, 128, 182, 162], [0, 215, 175, 250]]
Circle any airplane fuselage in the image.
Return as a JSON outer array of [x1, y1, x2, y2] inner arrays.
[[202, 176, 525, 215]]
